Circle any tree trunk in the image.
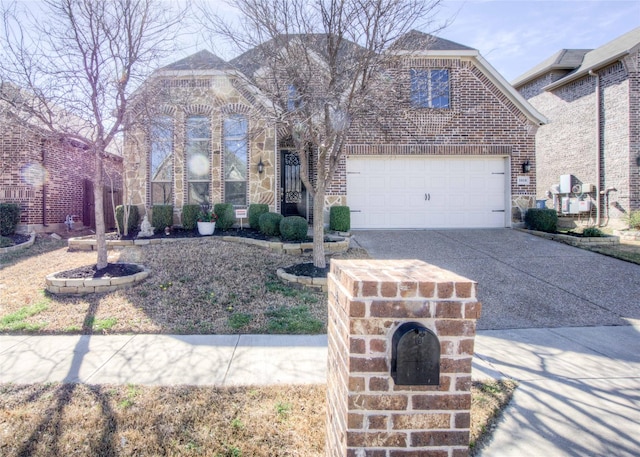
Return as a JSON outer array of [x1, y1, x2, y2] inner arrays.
[[94, 154, 108, 270], [312, 188, 326, 268]]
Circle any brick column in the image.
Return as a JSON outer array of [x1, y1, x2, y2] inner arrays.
[[326, 259, 481, 457]]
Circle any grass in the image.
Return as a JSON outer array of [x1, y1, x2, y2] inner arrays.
[[0, 381, 516, 456], [0, 292, 50, 332], [0, 236, 357, 335], [588, 244, 640, 265]]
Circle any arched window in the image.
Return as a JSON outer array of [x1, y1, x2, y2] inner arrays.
[[223, 115, 248, 206], [150, 116, 173, 205], [186, 115, 211, 205]]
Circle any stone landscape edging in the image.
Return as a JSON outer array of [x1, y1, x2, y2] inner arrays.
[[0, 232, 36, 255], [276, 267, 328, 292], [614, 229, 640, 241], [519, 228, 620, 247], [67, 233, 350, 255], [45, 263, 150, 296]]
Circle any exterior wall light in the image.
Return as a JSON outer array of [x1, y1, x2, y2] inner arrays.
[[257, 157, 265, 174], [522, 160, 531, 173]]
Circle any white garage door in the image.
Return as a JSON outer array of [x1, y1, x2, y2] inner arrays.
[[347, 156, 509, 229]]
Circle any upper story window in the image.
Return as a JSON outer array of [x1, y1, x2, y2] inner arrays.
[[223, 115, 248, 206], [287, 84, 302, 111], [186, 115, 211, 205], [150, 116, 173, 205], [410, 68, 450, 108]]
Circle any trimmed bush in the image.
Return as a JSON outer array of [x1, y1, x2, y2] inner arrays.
[[582, 227, 604, 237], [259, 212, 283, 236], [280, 216, 308, 241], [524, 208, 558, 233], [248, 204, 269, 229], [181, 204, 200, 231], [115, 205, 139, 235], [214, 203, 235, 230], [152, 205, 173, 233], [329, 206, 350, 232], [627, 210, 640, 230], [0, 203, 20, 236]]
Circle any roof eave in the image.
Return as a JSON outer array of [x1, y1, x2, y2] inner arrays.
[[511, 65, 578, 89], [543, 50, 630, 91], [474, 54, 548, 125]]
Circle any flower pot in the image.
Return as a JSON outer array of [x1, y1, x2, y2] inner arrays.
[[197, 221, 216, 236]]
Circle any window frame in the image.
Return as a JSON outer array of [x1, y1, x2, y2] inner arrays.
[[223, 114, 249, 207], [149, 116, 174, 205], [185, 115, 212, 206], [410, 68, 450, 109]]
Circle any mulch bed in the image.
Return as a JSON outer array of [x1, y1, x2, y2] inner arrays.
[[283, 262, 330, 278], [2, 233, 31, 246], [54, 263, 143, 279]]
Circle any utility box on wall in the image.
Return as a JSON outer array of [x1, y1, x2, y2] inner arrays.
[[560, 174, 575, 194]]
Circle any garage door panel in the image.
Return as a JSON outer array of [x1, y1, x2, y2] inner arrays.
[[347, 156, 508, 229]]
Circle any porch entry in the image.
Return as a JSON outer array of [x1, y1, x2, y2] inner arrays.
[[82, 179, 121, 230], [280, 150, 308, 219]]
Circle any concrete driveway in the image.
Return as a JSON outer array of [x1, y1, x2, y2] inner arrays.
[[351, 229, 640, 330]]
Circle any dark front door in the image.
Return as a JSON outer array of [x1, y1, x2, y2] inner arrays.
[[280, 150, 307, 218]]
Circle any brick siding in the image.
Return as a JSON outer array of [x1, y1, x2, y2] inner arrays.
[[517, 49, 640, 226], [0, 116, 122, 232]]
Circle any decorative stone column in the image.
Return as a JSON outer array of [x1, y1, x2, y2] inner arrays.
[[326, 259, 481, 457]]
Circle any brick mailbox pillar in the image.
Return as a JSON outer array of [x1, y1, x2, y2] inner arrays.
[[326, 259, 481, 457]]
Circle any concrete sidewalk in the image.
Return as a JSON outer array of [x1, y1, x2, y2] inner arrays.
[[1, 324, 639, 456]]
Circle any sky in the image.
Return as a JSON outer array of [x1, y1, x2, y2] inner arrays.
[[435, 0, 640, 82]]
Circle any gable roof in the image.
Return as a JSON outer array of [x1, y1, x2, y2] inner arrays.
[[161, 49, 232, 71], [513, 27, 640, 90], [389, 30, 475, 52], [511, 49, 592, 88]]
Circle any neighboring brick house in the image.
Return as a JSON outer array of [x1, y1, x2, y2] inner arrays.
[[0, 109, 123, 234], [124, 31, 545, 229], [513, 27, 640, 228]]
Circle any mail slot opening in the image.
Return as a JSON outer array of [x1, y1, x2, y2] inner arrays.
[[391, 322, 440, 386]]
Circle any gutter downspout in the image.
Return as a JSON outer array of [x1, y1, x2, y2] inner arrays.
[[589, 70, 602, 226], [40, 139, 47, 228]]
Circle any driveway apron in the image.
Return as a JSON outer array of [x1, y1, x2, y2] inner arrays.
[[351, 229, 640, 330], [352, 229, 640, 456]]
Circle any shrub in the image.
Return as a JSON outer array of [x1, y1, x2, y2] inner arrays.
[[115, 205, 139, 235], [152, 205, 173, 233], [248, 204, 269, 229], [181, 204, 200, 230], [329, 206, 350, 232], [582, 227, 604, 237], [627, 210, 640, 230], [214, 203, 235, 230], [0, 236, 12, 248], [524, 208, 558, 233], [0, 203, 20, 236], [259, 212, 283, 236], [280, 216, 308, 241]]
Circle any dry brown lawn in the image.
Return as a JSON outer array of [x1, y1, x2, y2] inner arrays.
[[0, 235, 366, 335], [0, 381, 515, 457]]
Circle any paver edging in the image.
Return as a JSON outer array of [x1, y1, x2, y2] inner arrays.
[[276, 267, 328, 292], [68, 233, 349, 255], [0, 232, 36, 255], [45, 263, 150, 296], [518, 228, 620, 247]]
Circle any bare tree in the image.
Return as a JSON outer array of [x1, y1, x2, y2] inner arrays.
[[200, 0, 444, 268], [0, 0, 186, 269]]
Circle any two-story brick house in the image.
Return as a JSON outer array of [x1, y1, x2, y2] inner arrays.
[[513, 27, 640, 228], [123, 31, 545, 229]]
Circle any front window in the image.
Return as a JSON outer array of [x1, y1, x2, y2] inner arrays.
[[150, 116, 173, 205], [410, 68, 450, 108], [186, 115, 211, 205], [224, 115, 248, 206]]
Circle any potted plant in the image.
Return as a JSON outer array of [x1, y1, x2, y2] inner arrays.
[[197, 209, 218, 235]]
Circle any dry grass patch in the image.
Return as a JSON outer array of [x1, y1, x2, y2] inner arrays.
[[0, 236, 362, 335], [470, 379, 518, 455], [0, 381, 515, 456]]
